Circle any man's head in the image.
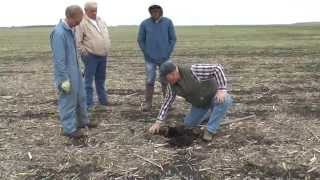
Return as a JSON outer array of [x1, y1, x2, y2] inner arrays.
[[84, 1, 98, 20], [65, 5, 83, 28], [160, 62, 180, 84], [149, 4, 163, 21]]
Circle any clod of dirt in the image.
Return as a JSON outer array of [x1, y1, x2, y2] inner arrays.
[[168, 135, 194, 147], [158, 125, 202, 147]]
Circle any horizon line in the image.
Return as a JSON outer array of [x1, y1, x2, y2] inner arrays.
[[1, 22, 320, 28]]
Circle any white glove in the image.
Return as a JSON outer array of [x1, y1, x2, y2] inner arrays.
[[79, 59, 85, 77], [61, 80, 71, 93]]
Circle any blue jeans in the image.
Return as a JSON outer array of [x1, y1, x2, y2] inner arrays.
[[81, 53, 108, 109], [184, 93, 233, 133], [145, 60, 169, 86]]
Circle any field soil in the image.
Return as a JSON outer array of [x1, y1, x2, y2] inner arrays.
[[0, 26, 320, 179]]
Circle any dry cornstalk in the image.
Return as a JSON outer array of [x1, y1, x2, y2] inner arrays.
[[134, 154, 164, 171], [27, 152, 32, 161], [306, 127, 320, 142], [154, 143, 168, 148], [199, 114, 256, 128], [220, 114, 256, 125]]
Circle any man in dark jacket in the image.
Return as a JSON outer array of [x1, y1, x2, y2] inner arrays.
[[137, 3, 177, 111], [149, 62, 233, 141]]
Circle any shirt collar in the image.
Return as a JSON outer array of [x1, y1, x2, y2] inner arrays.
[[61, 19, 73, 31], [85, 14, 100, 22], [151, 16, 162, 23]]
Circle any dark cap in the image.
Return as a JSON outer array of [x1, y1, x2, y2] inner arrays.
[[149, 4, 162, 12], [160, 61, 176, 81]]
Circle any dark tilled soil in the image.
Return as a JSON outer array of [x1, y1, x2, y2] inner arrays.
[[1, 55, 320, 179]]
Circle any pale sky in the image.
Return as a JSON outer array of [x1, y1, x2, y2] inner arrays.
[[1, 0, 320, 27]]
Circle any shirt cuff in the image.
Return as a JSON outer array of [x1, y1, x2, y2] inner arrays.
[[156, 119, 164, 124], [218, 87, 227, 90]]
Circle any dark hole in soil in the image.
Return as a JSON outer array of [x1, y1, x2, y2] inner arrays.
[[158, 125, 202, 147]]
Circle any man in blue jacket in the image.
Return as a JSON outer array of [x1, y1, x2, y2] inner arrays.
[[50, 5, 95, 139], [138, 3, 177, 111]]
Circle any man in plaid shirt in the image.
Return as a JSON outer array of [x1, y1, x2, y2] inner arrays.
[[149, 61, 233, 141]]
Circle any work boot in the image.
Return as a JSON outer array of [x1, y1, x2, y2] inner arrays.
[[64, 129, 86, 139], [95, 104, 109, 112], [79, 121, 98, 129], [142, 85, 154, 112], [202, 130, 214, 142]]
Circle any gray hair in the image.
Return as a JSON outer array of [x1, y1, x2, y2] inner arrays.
[[65, 5, 83, 18], [84, 1, 98, 10]]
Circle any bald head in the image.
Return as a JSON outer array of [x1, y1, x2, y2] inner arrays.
[[65, 5, 83, 18], [85, 1, 98, 10], [65, 5, 84, 28], [84, 1, 98, 19]]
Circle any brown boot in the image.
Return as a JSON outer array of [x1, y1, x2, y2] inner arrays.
[[202, 130, 214, 142], [142, 84, 154, 112], [79, 121, 98, 129]]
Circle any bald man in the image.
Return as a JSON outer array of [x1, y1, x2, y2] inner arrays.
[[50, 5, 94, 139]]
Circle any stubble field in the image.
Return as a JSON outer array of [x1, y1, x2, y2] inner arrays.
[[0, 25, 320, 179]]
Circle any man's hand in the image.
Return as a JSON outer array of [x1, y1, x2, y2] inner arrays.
[[61, 80, 71, 93], [215, 89, 226, 104], [149, 121, 161, 134]]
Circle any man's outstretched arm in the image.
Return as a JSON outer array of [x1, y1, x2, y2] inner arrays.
[[149, 85, 176, 134]]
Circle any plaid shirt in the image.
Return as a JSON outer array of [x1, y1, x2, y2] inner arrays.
[[157, 64, 227, 121]]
